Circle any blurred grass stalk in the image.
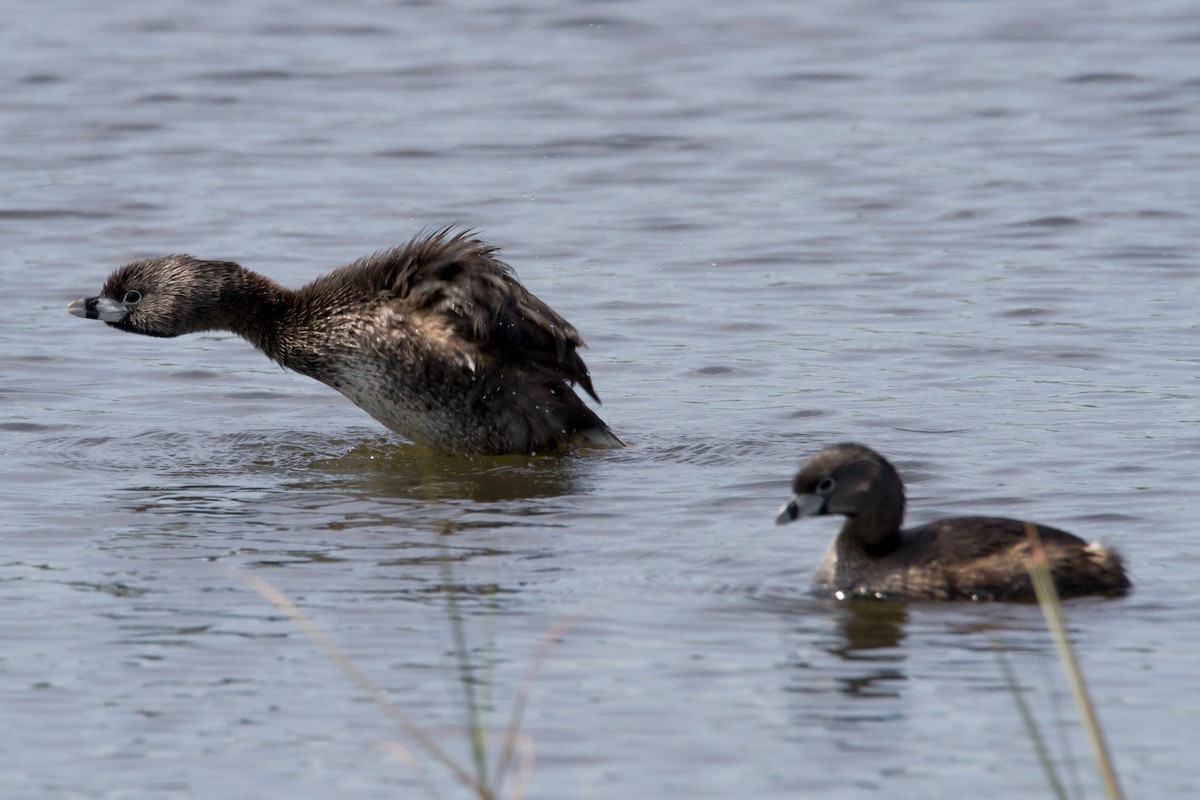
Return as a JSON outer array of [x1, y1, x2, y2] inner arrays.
[[435, 525, 580, 799], [247, 571, 571, 800], [1025, 525, 1125, 800], [996, 648, 1068, 800]]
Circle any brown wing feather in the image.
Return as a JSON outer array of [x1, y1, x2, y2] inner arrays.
[[906, 517, 1086, 564], [313, 227, 600, 400], [902, 517, 1128, 599]]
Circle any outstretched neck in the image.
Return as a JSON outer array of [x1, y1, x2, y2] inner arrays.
[[197, 263, 295, 360], [155, 260, 299, 365], [213, 264, 348, 379]]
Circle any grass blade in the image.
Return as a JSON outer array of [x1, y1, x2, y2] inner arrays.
[[244, 573, 484, 798], [1026, 525, 1125, 800], [996, 644, 1070, 800], [492, 611, 583, 793]]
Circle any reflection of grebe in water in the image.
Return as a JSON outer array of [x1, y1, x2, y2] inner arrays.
[[827, 600, 908, 700]]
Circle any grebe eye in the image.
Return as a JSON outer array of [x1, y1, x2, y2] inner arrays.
[[816, 477, 836, 494], [122, 290, 142, 305]]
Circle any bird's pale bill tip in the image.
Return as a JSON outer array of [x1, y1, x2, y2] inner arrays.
[[66, 296, 128, 322], [775, 493, 824, 525], [776, 498, 801, 525]]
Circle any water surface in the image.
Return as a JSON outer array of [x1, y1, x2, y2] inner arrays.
[[3, 0, 1199, 797]]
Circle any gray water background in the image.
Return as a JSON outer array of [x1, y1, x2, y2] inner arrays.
[[3, 0, 1199, 797]]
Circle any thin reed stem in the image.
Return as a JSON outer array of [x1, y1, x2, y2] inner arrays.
[[244, 574, 483, 798], [492, 611, 583, 792], [995, 644, 1070, 800], [438, 523, 492, 797], [1026, 526, 1125, 800]]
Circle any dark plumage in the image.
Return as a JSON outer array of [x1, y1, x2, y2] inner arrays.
[[775, 443, 1130, 601], [67, 229, 623, 455]]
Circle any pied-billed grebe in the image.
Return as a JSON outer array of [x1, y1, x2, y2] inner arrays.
[[67, 228, 623, 455], [775, 443, 1130, 601]]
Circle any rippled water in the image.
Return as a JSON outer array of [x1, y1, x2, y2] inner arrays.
[[4, 0, 1199, 797]]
